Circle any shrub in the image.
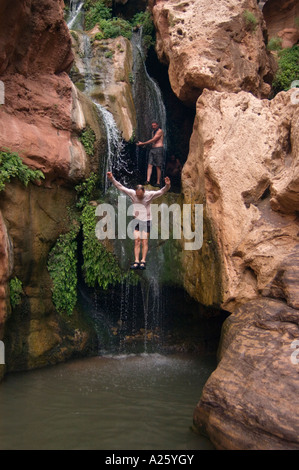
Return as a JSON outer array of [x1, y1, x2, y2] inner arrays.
[[85, 0, 112, 31], [272, 45, 299, 93], [79, 126, 96, 156], [98, 17, 132, 40], [9, 277, 23, 309], [243, 10, 258, 32], [0, 150, 45, 192], [131, 11, 155, 50], [48, 224, 80, 316], [267, 37, 282, 51]]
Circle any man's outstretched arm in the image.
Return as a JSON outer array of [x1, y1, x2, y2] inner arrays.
[[136, 128, 163, 147], [148, 176, 171, 200], [107, 172, 135, 198]]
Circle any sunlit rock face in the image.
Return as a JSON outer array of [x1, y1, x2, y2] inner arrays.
[[151, 0, 275, 106], [70, 31, 136, 142], [182, 78, 299, 452], [182, 88, 298, 311]]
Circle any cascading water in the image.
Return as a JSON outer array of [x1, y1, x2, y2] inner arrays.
[[73, 26, 132, 190], [67, 0, 84, 30], [131, 28, 168, 177], [95, 103, 131, 192], [69, 9, 178, 355]]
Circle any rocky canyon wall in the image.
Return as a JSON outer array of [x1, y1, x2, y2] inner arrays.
[[0, 0, 107, 378], [0, 0, 298, 451], [151, 0, 299, 450]]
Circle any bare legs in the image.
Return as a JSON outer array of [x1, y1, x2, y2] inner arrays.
[[156, 166, 161, 185], [146, 164, 153, 184], [146, 164, 161, 185], [134, 230, 149, 263]]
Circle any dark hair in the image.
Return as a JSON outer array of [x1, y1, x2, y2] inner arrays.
[[135, 184, 145, 192]]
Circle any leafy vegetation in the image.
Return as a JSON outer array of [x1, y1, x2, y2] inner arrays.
[[84, 1, 155, 50], [75, 172, 99, 209], [81, 204, 124, 290], [0, 150, 45, 192], [84, 0, 112, 31], [48, 173, 138, 316], [131, 11, 155, 50], [243, 10, 258, 32], [94, 17, 133, 40], [48, 224, 80, 316], [272, 45, 299, 93], [267, 37, 282, 51], [79, 126, 96, 156], [9, 277, 23, 309]]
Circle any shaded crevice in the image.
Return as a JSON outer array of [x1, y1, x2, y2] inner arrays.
[[145, 46, 196, 166]]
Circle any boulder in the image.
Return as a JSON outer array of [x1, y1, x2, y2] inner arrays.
[[182, 88, 299, 312], [151, 0, 275, 106], [194, 298, 299, 450]]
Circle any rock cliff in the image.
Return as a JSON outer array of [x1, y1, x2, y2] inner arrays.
[[0, 0, 105, 376], [149, 0, 299, 450], [152, 0, 275, 106], [0, 0, 298, 451], [70, 30, 136, 141]]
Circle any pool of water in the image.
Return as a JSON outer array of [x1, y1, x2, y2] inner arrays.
[[0, 353, 215, 450]]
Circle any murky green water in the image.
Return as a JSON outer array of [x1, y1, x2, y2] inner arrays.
[[0, 353, 215, 450]]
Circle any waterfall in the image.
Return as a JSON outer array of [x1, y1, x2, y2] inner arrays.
[[95, 103, 129, 192], [67, 1, 84, 30], [68, 16, 168, 355], [131, 29, 168, 153], [73, 31, 131, 190]]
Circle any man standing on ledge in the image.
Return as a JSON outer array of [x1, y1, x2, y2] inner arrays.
[[107, 171, 171, 270], [136, 120, 164, 187]]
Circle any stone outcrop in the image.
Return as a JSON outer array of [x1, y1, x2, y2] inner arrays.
[[194, 297, 299, 450], [70, 30, 136, 141], [183, 88, 299, 449], [0, 0, 105, 376], [263, 0, 299, 48], [151, 0, 275, 106], [182, 89, 299, 312]]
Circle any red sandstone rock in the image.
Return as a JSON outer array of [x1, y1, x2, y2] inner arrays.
[[0, 212, 11, 338], [194, 297, 299, 450], [277, 28, 299, 49], [263, 0, 299, 46], [182, 89, 299, 311], [0, 0, 100, 372]]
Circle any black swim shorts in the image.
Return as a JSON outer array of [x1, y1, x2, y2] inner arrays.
[[148, 147, 164, 167], [135, 220, 151, 233]]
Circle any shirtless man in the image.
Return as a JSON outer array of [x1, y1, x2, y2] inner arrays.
[[136, 121, 164, 187]]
